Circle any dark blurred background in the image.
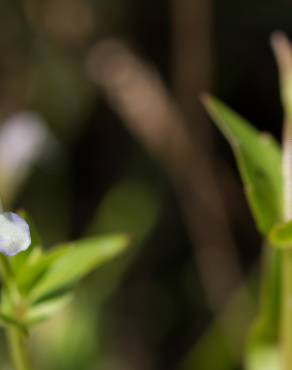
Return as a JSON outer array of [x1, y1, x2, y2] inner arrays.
[[0, 0, 289, 369]]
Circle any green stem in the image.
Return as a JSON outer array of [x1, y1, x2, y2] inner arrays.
[[282, 251, 292, 370], [259, 245, 281, 339], [271, 32, 292, 370], [0, 256, 30, 370], [7, 326, 30, 370], [0, 255, 19, 303], [281, 116, 292, 370]]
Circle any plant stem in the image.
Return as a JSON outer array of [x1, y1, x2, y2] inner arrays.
[[7, 326, 30, 370], [0, 255, 30, 370], [0, 255, 19, 303], [281, 113, 292, 370], [271, 31, 292, 370], [282, 251, 292, 370], [281, 122, 292, 370], [259, 245, 281, 338]]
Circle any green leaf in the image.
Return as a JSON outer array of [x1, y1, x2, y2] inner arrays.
[[15, 246, 69, 294], [25, 293, 73, 325], [87, 178, 160, 242], [269, 221, 292, 248], [85, 177, 161, 302], [246, 343, 279, 370], [202, 95, 282, 235], [29, 234, 129, 302], [180, 324, 236, 370], [0, 312, 28, 333]]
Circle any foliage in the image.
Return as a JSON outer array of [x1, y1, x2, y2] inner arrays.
[[203, 95, 283, 370], [0, 211, 129, 332]]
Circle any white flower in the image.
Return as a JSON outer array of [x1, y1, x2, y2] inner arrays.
[[0, 213, 31, 256]]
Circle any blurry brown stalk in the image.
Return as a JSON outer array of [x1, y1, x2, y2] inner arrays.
[[87, 37, 260, 368], [172, 0, 211, 122], [87, 40, 244, 313]]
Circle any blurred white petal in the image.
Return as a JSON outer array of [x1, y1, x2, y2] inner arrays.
[[0, 111, 53, 204], [0, 212, 31, 256]]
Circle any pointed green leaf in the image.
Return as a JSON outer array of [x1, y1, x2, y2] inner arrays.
[[202, 95, 282, 235], [269, 220, 292, 248], [29, 234, 129, 302]]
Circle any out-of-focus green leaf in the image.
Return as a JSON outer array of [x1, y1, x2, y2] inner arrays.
[[246, 344, 279, 370], [85, 178, 161, 303], [269, 220, 292, 248], [202, 95, 282, 235], [29, 234, 129, 302], [32, 294, 98, 370], [87, 178, 160, 242], [26, 293, 73, 326], [181, 324, 236, 370], [246, 245, 281, 370], [181, 273, 256, 370]]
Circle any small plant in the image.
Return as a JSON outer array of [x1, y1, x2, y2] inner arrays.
[[0, 207, 128, 370], [202, 32, 292, 370]]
